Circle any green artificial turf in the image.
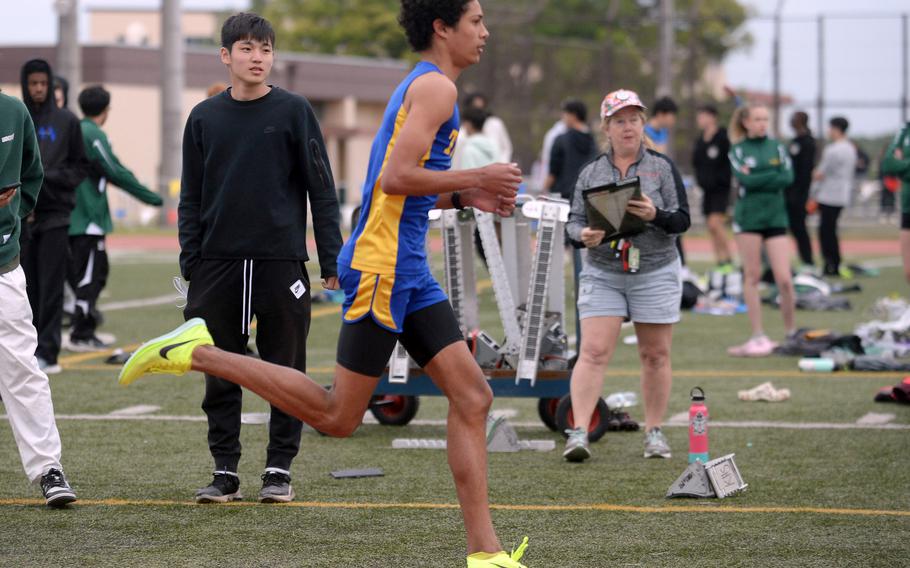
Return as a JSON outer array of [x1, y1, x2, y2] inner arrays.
[[0, 249, 908, 567]]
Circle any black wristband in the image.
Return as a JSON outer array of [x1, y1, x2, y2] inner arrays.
[[451, 191, 465, 210]]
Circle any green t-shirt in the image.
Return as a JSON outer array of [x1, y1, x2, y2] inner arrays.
[[69, 118, 162, 236], [728, 136, 794, 232], [0, 93, 43, 271], [880, 122, 910, 214]]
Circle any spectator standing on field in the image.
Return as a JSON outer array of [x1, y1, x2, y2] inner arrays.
[[692, 104, 732, 268], [0, 90, 77, 508], [785, 111, 816, 271], [464, 92, 513, 163], [18, 58, 89, 374], [66, 85, 163, 351], [810, 117, 857, 278], [179, 13, 342, 504], [645, 96, 686, 266], [726, 103, 796, 357], [545, 99, 597, 201], [881, 120, 910, 283], [458, 107, 497, 169]]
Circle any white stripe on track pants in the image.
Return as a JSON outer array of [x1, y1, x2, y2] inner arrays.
[[0, 265, 64, 482]]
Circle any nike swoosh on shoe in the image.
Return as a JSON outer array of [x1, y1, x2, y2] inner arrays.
[[159, 340, 194, 360]]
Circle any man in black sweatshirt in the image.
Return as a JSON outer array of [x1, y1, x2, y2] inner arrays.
[[19, 59, 89, 374], [692, 104, 732, 268], [178, 13, 342, 504], [546, 99, 597, 200], [786, 111, 816, 270]]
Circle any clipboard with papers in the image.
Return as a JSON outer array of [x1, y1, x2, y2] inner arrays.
[[582, 176, 647, 240]]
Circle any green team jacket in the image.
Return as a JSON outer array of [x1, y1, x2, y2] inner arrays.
[[0, 93, 44, 273], [69, 118, 162, 236], [880, 121, 910, 214], [728, 136, 794, 232]]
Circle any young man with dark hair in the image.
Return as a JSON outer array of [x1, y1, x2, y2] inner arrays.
[[18, 59, 89, 374], [645, 96, 685, 264], [172, 12, 344, 504], [121, 3, 530, 566], [546, 99, 596, 200], [462, 91, 512, 162], [644, 96, 678, 155], [67, 85, 163, 351], [786, 111, 816, 270], [811, 116, 856, 277], [459, 106, 496, 168], [0, 90, 77, 507], [692, 104, 732, 268]]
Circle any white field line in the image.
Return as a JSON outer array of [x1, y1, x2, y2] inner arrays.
[[3, 413, 908, 431], [99, 294, 177, 312], [855, 412, 896, 425], [108, 405, 161, 416]]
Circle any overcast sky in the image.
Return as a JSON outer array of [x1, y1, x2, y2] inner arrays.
[[4, 0, 908, 136]]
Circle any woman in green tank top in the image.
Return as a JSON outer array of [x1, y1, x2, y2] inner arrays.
[[726, 103, 797, 357]]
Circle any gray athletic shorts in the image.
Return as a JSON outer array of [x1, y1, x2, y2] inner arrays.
[[577, 259, 681, 324]]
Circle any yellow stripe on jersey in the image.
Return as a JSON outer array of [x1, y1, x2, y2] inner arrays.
[[351, 106, 408, 272]]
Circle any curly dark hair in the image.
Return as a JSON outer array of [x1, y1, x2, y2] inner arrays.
[[398, 0, 474, 52]]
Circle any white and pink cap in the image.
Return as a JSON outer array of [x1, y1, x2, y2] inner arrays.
[[600, 89, 647, 119]]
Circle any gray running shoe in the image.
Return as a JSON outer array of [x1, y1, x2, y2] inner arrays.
[[195, 471, 242, 503], [258, 470, 295, 503], [562, 427, 591, 462], [643, 427, 672, 459]]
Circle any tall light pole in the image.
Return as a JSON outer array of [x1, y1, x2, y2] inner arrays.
[[657, 0, 674, 99], [771, 0, 785, 137], [54, 0, 81, 112], [160, 0, 184, 226]]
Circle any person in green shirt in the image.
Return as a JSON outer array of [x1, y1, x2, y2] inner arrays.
[[0, 91, 77, 507], [67, 85, 162, 351], [727, 103, 797, 357], [880, 121, 910, 284]]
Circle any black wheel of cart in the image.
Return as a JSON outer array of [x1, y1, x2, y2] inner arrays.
[[537, 397, 560, 431], [369, 395, 420, 426], [555, 394, 609, 442]]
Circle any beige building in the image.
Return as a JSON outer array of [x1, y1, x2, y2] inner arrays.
[[0, 9, 408, 228]]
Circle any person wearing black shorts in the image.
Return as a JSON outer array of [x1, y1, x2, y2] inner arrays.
[[692, 104, 732, 268]]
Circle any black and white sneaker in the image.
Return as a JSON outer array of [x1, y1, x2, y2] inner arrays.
[[194, 471, 242, 503], [41, 468, 77, 508], [258, 470, 295, 503], [66, 335, 111, 353]]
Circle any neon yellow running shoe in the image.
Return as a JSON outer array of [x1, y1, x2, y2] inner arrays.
[[118, 317, 214, 386], [467, 537, 529, 567]]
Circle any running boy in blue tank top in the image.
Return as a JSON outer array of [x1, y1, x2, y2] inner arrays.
[[119, 2, 532, 566]]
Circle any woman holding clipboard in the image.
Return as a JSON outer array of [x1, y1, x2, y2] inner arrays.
[[562, 89, 690, 463]]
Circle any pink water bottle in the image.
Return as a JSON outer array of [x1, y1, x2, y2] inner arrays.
[[688, 387, 709, 464]]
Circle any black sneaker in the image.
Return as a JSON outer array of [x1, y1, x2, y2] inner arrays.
[[41, 468, 76, 508], [67, 335, 111, 353], [258, 470, 294, 503], [195, 471, 242, 503]]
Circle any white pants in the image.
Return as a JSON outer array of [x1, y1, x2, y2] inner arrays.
[[0, 265, 63, 482]]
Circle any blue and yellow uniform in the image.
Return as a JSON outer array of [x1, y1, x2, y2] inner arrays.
[[337, 62, 460, 333]]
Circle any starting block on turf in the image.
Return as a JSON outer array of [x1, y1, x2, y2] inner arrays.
[[666, 454, 748, 499]]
